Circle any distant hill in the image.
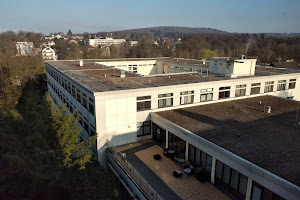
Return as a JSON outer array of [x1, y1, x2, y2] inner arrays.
[[96, 26, 300, 38], [114, 26, 228, 35]]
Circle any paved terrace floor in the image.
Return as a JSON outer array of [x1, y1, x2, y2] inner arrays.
[[117, 141, 230, 200]]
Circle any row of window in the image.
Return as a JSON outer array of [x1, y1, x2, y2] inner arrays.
[[189, 144, 212, 174], [136, 79, 296, 111], [215, 160, 248, 198], [46, 66, 95, 115], [47, 79, 96, 137]]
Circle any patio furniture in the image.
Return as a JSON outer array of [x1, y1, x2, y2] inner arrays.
[[168, 150, 175, 160], [184, 168, 192, 177], [154, 154, 161, 160], [173, 169, 182, 178], [163, 148, 169, 157], [177, 157, 185, 167], [196, 170, 210, 183]]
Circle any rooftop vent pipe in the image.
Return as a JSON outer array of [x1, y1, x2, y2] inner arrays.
[[265, 106, 271, 113]]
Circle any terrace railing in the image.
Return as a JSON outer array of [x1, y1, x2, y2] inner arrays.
[[106, 140, 164, 200]]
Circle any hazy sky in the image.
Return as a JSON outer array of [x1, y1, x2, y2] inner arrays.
[[0, 0, 299, 34]]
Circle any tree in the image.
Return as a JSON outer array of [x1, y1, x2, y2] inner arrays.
[[66, 29, 72, 37], [47, 93, 97, 170]]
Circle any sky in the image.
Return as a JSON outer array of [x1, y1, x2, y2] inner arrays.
[[0, 0, 299, 35]]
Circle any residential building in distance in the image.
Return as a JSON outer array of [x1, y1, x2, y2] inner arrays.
[[42, 46, 56, 60], [129, 41, 138, 46], [45, 57, 300, 200], [16, 42, 34, 56], [85, 38, 126, 47]]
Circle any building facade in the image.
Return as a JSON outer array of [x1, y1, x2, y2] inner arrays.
[[85, 38, 126, 47], [45, 58, 300, 200]]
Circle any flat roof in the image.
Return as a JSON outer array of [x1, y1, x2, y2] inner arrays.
[[156, 96, 300, 187], [46, 58, 300, 92]]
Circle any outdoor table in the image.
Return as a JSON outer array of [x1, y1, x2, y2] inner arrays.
[[184, 168, 192, 177], [168, 150, 175, 160], [177, 158, 185, 167]]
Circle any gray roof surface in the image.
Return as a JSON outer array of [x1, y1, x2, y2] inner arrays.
[[156, 96, 300, 187], [46, 59, 300, 93]]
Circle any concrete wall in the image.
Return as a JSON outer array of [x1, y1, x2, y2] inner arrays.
[[232, 59, 256, 76], [96, 60, 157, 76], [209, 58, 257, 77]]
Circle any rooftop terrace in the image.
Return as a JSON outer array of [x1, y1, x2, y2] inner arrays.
[[46, 58, 300, 92], [115, 141, 230, 200], [156, 96, 300, 187]]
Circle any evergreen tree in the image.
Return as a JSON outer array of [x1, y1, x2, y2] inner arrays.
[[46, 93, 97, 170]]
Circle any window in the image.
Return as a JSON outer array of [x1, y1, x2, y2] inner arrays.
[[84, 121, 89, 134], [200, 88, 213, 102], [90, 129, 96, 136], [180, 91, 194, 105], [71, 85, 76, 97], [251, 182, 285, 200], [215, 160, 248, 199], [235, 84, 246, 97], [289, 79, 296, 89], [67, 84, 71, 93], [88, 102, 94, 115], [264, 81, 274, 93], [76, 89, 81, 102], [88, 97, 94, 115], [137, 96, 151, 111], [158, 93, 173, 108], [277, 80, 286, 91], [251, 83, 261, 95], [219, 86, 231, 99], [137, 121, 151, 137], [82, 92, 87, 108]]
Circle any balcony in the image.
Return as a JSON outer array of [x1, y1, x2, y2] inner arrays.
[[107, 140, 230, 200]]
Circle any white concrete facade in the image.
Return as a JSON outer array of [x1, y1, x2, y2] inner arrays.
[[87, 38, 126, 47], [45, 59, 300, 200], [209, 57, 257, 77]]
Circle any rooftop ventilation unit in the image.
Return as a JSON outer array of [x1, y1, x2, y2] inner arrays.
[[240, 54, 246, 59], [265, 106, 271, 113]]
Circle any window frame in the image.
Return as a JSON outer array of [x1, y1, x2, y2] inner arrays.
[[137, 121, 151, 137], [288, 79, 296, 89], [158, 93, 173, 108], [180, 90, 194, 105], [250, 83, 261, 95], [235, 84, 246, 97], [264, 81, 274, 93], [137, 95, 151, 111], [219, 86, 231, 99]]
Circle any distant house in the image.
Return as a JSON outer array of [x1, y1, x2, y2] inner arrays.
[[16, 42, 34, 56], [42, 46, 56, 60], [68, 39, 78, 44], [129, 41, 138, 46]]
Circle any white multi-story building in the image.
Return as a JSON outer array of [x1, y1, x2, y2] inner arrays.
[[42, 46, 56, 60], [16, 42, 34, 56], [45, 57, 300, 200], [85, 38, 126, 47]]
